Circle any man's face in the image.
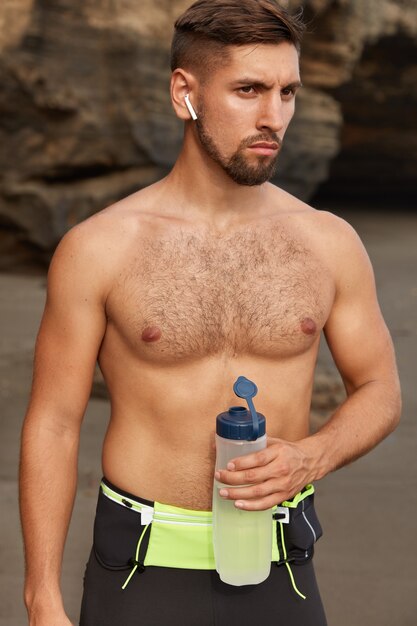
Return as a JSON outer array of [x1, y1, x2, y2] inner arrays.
[[194, 42, 301, 186]]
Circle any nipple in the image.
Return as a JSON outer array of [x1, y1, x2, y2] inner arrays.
[[141, 326, 162, 342], [300, 317, 317, 335]]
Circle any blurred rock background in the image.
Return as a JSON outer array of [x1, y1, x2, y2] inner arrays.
[[0, 0, 416, 270], [1, 3, 416, 625]]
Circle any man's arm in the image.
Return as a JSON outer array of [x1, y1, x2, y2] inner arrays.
[[301, 219, 401, 477], [20, 225, 108, 624], [215, 216, 401, 509]]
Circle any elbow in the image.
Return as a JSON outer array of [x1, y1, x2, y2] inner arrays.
[[388, 381, 402, 433], [393, 396, 402, 430]]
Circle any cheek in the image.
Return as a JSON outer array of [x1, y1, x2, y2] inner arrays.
[[203, 106, 244, 147], [284, 102, 296, 126], [210, 94, 254, 130], [277, 103, 296, 140], [225, 96, 259, 128]]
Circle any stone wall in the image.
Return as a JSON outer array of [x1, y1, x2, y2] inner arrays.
[[1, 0, 416, 269]]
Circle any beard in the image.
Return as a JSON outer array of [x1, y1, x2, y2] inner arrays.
[[195, 113, 282, 186]]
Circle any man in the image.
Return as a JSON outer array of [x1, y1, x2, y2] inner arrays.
[[19, 1, 401, 625]]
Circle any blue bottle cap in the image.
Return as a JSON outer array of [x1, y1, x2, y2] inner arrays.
[[216, 406, 266, 441], [216, 377, 265, 441]]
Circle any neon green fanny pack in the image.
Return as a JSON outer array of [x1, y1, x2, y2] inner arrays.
[[100, 480, 315, 571]]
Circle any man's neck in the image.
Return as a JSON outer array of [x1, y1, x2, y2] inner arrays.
[[159, 142, 272, 229]]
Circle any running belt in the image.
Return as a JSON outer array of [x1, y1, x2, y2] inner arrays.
[[100, 480, 317, 599]]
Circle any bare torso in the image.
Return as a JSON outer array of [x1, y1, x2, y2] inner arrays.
[[95, 185, 335, 509]]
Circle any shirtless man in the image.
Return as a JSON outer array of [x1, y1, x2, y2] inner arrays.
[[19, 1, 401, 625]]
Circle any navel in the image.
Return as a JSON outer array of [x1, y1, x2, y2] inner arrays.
[[141, 326, 162, 342], [300, 317, 317, 336]]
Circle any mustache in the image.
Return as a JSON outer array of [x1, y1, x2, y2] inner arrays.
[[239, 134, 282, 149]]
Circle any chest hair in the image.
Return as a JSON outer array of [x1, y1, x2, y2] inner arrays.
[[116, 223, 327, 359]]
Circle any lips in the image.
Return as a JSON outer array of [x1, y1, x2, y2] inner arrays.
[[250, 142, 279, 150], [248, 142, 280, 156]]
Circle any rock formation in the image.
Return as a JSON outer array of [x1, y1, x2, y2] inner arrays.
[[0, 0, 416, 269]]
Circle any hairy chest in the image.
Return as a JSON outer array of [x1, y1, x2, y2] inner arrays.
[[106, 225, 334, 362]]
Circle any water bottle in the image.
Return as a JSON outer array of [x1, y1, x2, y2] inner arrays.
[[212, 376, 272, 586]]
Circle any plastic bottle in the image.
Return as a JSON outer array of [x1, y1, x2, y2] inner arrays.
[[212, 376, 272, 586]]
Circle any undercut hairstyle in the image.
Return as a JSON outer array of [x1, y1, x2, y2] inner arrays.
[[171, 0, 305, 79]]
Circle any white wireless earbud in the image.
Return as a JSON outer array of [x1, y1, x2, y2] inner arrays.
[[184, 94, 198, 121]]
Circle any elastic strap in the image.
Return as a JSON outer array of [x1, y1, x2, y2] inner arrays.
[[122, 523, 151, 590], [281, 484, 315, 508], [279, 522, 307, 601]]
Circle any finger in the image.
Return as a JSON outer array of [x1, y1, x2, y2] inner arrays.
[[219, 478, 280, 501], [234, 492, 286, 511], [215, 465, 269, 486], [226, 446, 276, 472]]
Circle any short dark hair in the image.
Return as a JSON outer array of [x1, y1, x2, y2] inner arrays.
[[171, 0, 305, 78]]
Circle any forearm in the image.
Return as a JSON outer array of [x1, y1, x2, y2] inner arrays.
[[214, 377, 401, 511], [19, 415, 80, 613], [303, 378, 401, 481]]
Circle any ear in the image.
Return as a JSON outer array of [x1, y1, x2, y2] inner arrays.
[[171, 69, 198, 121]]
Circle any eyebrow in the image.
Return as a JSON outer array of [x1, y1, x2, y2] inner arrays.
[[232, 78, 303, 91]]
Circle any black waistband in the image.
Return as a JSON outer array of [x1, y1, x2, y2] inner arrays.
[[101, 476, 155, 508]]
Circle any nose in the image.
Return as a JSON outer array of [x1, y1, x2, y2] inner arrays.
[[256, 93, 286, 134]]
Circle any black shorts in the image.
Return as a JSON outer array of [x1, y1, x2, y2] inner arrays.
[[79, 478, 327, 626]]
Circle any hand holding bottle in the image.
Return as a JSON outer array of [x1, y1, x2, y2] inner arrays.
[[215, 434, 313, 510]]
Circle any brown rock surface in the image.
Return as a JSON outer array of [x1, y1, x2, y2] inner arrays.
[[1, 0, 416, 269]]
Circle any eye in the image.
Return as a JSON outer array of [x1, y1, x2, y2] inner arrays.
[[281, 87, 296, 100], [239, 85, 256, 95]]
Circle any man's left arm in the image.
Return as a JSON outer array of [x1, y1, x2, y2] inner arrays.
[[215, 219, 401, 510]]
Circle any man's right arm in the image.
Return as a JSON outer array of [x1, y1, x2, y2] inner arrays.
[[19, 225, 109, 625]]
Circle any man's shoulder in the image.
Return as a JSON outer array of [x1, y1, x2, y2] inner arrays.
[[271, 186, 351, 230], [55, 187, 154, 257], [272, 188, 363, 251], [297, 206, 372, 286], [302, 207, 367, 259], [48, 187, 157, 293], [303, 207, 360, 242], [270, 188, 370, 274]]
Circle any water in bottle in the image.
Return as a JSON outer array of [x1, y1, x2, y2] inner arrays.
[[212, 376, 272, 586]]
